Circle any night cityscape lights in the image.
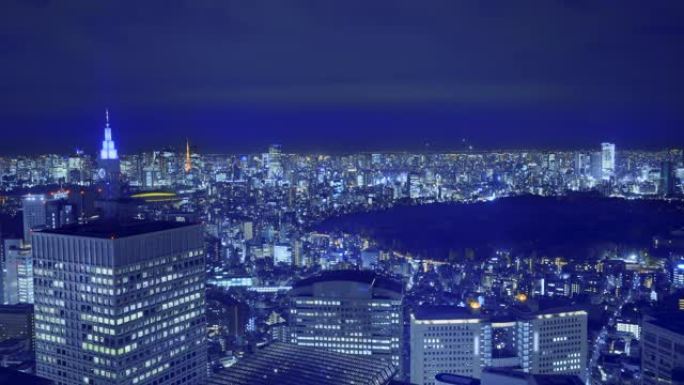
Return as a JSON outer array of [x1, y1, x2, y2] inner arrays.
[[1, 2, 684, 385]]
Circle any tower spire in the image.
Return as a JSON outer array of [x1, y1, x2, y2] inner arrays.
[[184, 139, 192, 173], [100, 108, 118, 160]]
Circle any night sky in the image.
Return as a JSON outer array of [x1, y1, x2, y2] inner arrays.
[[1, 0, 683, 155]]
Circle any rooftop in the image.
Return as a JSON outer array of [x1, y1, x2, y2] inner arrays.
[[434, 373, 480, 384], [208, 342, 397, 385], [38, 220, 197, 239], [292, 269, 403, 293], [483, 368, 583, 385], [644, 312, 684, 335], [413, 306, 481, 321]]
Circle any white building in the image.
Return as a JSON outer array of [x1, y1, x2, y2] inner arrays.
[[273, 244, 292, 265]]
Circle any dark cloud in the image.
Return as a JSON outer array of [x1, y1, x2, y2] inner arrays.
[[0, 0, 683, 154]]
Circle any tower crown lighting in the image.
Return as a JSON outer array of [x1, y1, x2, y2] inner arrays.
[[100, 109, 118, 160]]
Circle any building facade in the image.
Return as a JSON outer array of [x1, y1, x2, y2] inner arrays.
[[33, 221, 207, 385], [601, 142, 616, 181], [3, 239, 33, 304], [410, 307, 485, 385], [641, 313, 684, 385], [409, 305, 588, 385], [288, 270, 403, 371], [516, 308, 587, 376]]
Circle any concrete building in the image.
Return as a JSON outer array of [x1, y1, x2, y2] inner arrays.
[[288, 270, 403, 371], [3, 239, 33, 304], [515, 307, 587, 376], [33, 221, 207, 385], [410, 307, 485, 385], [601, 143, 616, 181], [641, 313, 684, 385], [22, 194, 47, 244], [409, 305, 588, 385]]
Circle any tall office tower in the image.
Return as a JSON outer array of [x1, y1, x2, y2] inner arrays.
[[410, 307, 485, 385], [661, 161, 676, 196], [22, 194, 47, 243], [601, 142, 616, 180], [288, 270, 403, 371], [515, 307, 587, 376], [574, 153, 592, 177], [641, 312, 684, 385], [266, 144, 283, 182], [409, 306, 587, 384], [46, 195, 77, 230], [22, 194, 77, 245], [3, 239, 33, 304], [33, 221, 207, 385], [96, 109, 122, 199], [67, 151, 88, 184]]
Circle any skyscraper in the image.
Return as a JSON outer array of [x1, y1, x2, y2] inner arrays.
[[96, 109, 122, 199], [601, 142, 616, 181], [22, 194, 47, 244], [33, 221, 207, 385], [661, 160, 676, 196], [266, 144, 283, 183], [288, 270, 404, 371], [99, 109, 118, 161], [3, 239, 33, 304], [22, 194, 77, 244]]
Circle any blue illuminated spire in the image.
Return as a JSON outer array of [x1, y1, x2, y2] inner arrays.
[[100, 108, 118, 160]]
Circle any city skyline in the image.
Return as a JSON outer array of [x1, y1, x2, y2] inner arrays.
[[1, 2, 684, 385], [0, 108, 676, 157]]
